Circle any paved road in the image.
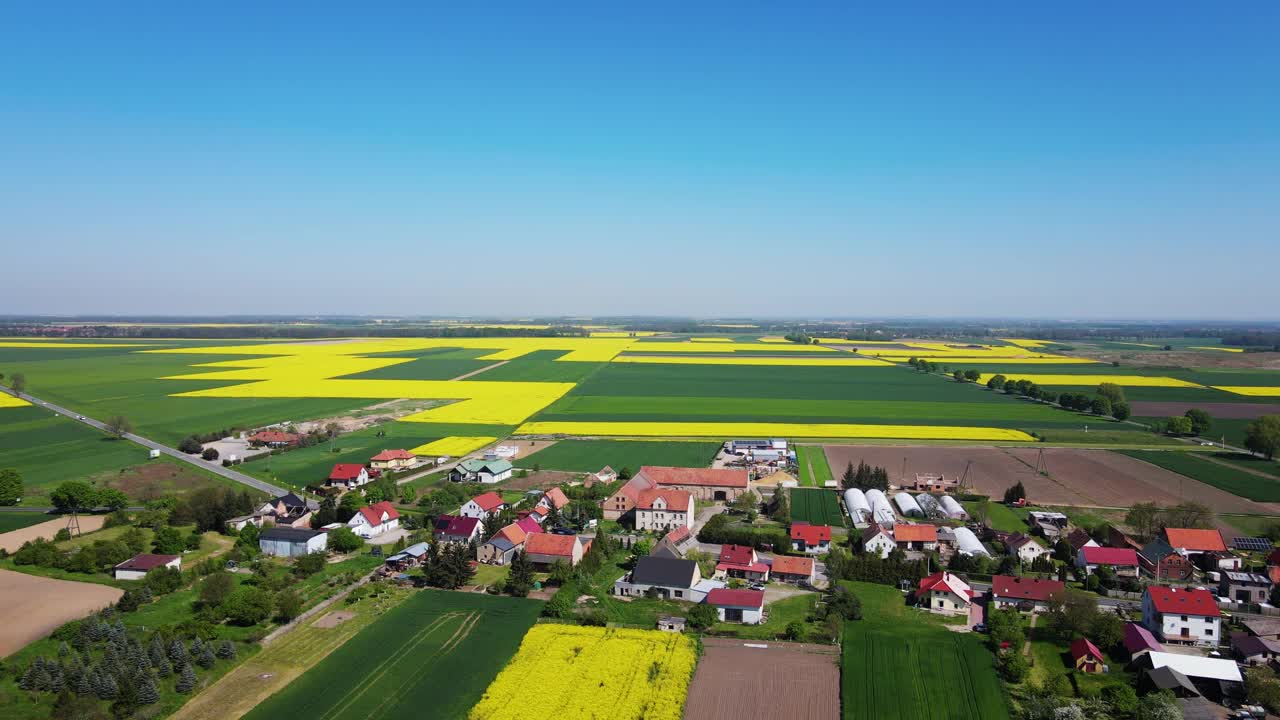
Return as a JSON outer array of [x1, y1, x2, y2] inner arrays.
[[1, 387, 288, 497]]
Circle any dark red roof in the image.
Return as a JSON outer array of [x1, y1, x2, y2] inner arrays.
[[1081, 546, 1139, 567], [437, 515, 481, 537], [249, 430, 300, 444], [1146, 585, 1220, 617], [329, 463, 366, 481], [1070, 637, 1103, 662], [525, 533, 577, 557], [918, 571, 973, 600], [706, 588, 765, 608], [469, 491, 505, 512], [114, 554, 179, 572], [357, 501, 399, 527], [719, 544, 755, 566], [639, 466, 749, 489], [790, 524, 832, 545], [991, 575, 1064, 603]]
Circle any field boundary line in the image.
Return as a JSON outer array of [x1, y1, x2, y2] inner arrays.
[[450, 360, 511, 381], [357, 611, 483, 720]]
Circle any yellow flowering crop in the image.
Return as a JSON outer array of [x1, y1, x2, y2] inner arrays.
[[873, 356, 1099, 364], [0, 394, 31, 408], [515, 421, 1036, 442], [975, 374, 1203, 388], [470, 625, 697, 720], [1192, 346, 1243, 353], [589, 331, 658, 337], [409, 436, 497, 456], [1212, 386, 1280, 397], [1000, 338, 1054, 348], [628, 341, 834, 353], [614, 355, 892, 367]]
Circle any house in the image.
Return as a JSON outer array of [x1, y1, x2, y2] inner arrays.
[[537, 487, 570, 513], [770, 555, 815, 585], [434, 515, 482, 545], [478, 519, 542, 565], [327, 463, 369, 489], [1136, 652, 1244, 703], [603, 466, 750, 519], [1219, 571, 1271, 605], [1207, 549, 1243, 572], [1006, 534, 1049, 564], [112, 553, 181, 581], [657, 616, 686, 633], [247, 430, 301, 447], [653, 525, 695, 558], [450, 459, 513, 484], [706, 588, 766, 624], [911, 473, 957, 493], [1165, 528, 1227, 557], [894, 523, 938, 552], [918, 571, 974, 615], [790, 523, 832, 554], [1138, 538, 1195, 582], [225, 514, 264, 532], [459, 492, 508, 520], [990, 575, 1064, 612], [524, 533, 587, 567], [1070, 638, 1105, 673], [1242, 617, 1280, 641], [1066, 528, 1098, 552], [1142, 586, 1221, 647], [863, 524, 896, 559], [253, 492, 317, 529], [370, 449, 417, 472], [1233, 633, 1280, 666], [588, 466, 618, 485], [1076, 546, 1140, 578], [614, 555, 724, 602], [347, 501, 400, 538], [260, 527, 328, 557], [385, 542, 431, 570], [635, 489, 694, 532], [1106, 524, 1143, 551], [717, 544, 769, 582], [1123, 622, 1163, 661], [1027, 511, 1069, 538]]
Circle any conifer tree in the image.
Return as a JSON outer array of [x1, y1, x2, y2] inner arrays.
[[94, 670, 119, 700], [168, 638, 187, 665], [175, 663, 197, 693], [136, 675, 160, 705], [216, 640, 236, 660], [197, 644, 216, 669], [155, 655, 172, 679]]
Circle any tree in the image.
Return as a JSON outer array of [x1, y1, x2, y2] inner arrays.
[[825, 586, 862, 620], [198, 573, 235, 607], [215, 640, 236, 660], [1125, 502, 1161, 539], [1111, 401, 1131, 421], [10, 373, 26, 394], [177, 436, 204, 454], [964, 369, 982, 382], [987, 374, 1007, 391], [221, 586, 274, 626], [1090, 396, 1112, 417], [135, 675, 160, 705], [175, 663, 197, 693], [201, 448, 220, 461], [274, 589, 303, 622], [1162, 501, 1213, 530], [151, 526, 185, 554], [0, 468, 23, 505], [50, 481, 99, 513], [328, 527, 363, 553], [1245, 416, 1280, 460], [292, 552, 326, 577], [784, 620, 806, 641], [1000, 651, 1029, 682], [952, 370, 965, 382], [1184, 408, 1212, 435], [1165, 416, 1193, 435], [1245, 666, 1280, 715], [1135, 691, 1182, 720], [1097, 383, 1126, 405], [687, 603, 718, 630], [1088, 611, 1125, 651], [1002, 481, 1026, 504], [104, 415, 132, 439], [505, 551, 534, 597], [97, 488, 128, 511]]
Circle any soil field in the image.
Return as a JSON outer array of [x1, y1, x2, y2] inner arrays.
[[824, 445, 1270, 513], [515, 438, 720, 472], [1128, 401, 1280, 419], [0, 515, 107, 553], [0, 569, 123, 657], [684, 638, 839, 720], [499, 469, 578, 491]]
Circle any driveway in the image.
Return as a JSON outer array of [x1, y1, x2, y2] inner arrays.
[[365, 528, 410, 546]]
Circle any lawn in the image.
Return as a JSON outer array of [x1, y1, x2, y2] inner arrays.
[[1119, 450, 1280, 502], [963, 499, 1028, 533], [0, 512, 53, 533], [513, 439, 720, 472], [707, 592, 818, 640], [240, 422, 452, 489], [242, 589, 542, 720], [796, 445, 834, 487], [790, 488, 845, 526]]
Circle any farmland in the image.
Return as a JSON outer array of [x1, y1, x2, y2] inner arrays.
[[0, 513, 53, 533], [0, 569, 122, 657], [243, 590, 541, 720], [796, 445, 834, 487], [685, 638, 839, 720], [470, 624, 697, 720], [1119, 450, 1280, 502], [514, 439, 719, 472], [790, 488, 845, 526]]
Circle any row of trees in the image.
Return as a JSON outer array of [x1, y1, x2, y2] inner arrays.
[[840, 460, 889, 492], [1124, 500, 1214, 540]]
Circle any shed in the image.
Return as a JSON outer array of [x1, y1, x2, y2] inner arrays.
[[259, 527, 328, 557], [112, 553, 181, 581]]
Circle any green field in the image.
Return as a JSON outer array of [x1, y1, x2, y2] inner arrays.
[[790, 488, 845, 526], [466, 350, 607, 383], [243, 589, 541, 720], [1119, 450, 1280, 502], [241, 422, 453, 489], [513, 439, 719, 472], [1212, 452, 1280, 478], [796, 445, 833, 487], [841, 581, 1009, 720], [0, 512, 53, 533], [338, 347, 497, 380]]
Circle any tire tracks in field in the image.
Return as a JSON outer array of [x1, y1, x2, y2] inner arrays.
[[356, 611, 483, 720]]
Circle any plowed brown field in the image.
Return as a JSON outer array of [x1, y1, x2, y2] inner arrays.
[[684, 638, 839, 720]]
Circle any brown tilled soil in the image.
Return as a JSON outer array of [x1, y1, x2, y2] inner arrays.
[[0, 569, 123, 656], [824, 445, 1270, 514], [1128, 401, 1280, 419], [684, 638, 839, 720], [1079, 350, 1280, 370], [312, 611, 355, 629], [502, 470, 577, 491], [0, 515, 108, 553], [98, 462, 214, 500]]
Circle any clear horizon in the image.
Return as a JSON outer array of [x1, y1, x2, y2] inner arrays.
[[2, 3, 1277, 318]]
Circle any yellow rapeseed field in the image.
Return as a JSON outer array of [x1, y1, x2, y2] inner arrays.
[[1212, 386, 1280, 397], [975, 374, 1203, 388], [1192, 346, 1244, 353], [469, 625, 697, 720], [589, 331, 659, 337], [515, 421, 1037, 442], [613, 355, 892, 367], [408, 436, 497, 456], [0, 394, 32, 408], [871, 355, 1098, 364], [1000, 338, 1054, 348]]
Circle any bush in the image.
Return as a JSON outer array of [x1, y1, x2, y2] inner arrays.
[[327, 527, 363, 553], [292, 552, 326, 577], [178, 437, 204, 454], [201, 448, 219, 461], [222, 586, 274, 626]]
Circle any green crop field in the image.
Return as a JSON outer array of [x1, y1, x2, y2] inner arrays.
[[0, 512, 53, 533], [243, 590, 541, 720], [241, 422, 452, 489], [1211, 453, 1280, 478], [841, 581, 1009, 720], [338, 348, 496, 380], [796, 445, 833, 487], [467, 350, 607, 383], [514, 438, 719, 472], [1119, 450, 1280, 502], [790, 488, 844, 525]]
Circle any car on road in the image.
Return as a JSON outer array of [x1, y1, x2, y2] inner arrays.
[[76, 415, 85, 420], [748, 582, 766, 591], [973, 623, 988, 633]]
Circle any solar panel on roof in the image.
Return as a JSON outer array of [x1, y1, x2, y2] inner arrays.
[[1232, 537, 1273, 551]]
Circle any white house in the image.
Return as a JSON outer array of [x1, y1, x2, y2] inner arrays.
[[918, 571, 974, 615], [450, 459, 513, 484], [434, 515, 483, 545], [1142, 586, 1221, 647], [260, 528, 328, 557], [537, 487, 570, 513], [862, 524, 896, 559], [634, 489, 694, 532], [112, 554, 181, 581], [706, 588, 766, 624], [327, 463, 370, 489], [1006, 534, 1049, 564], [347, 501, 401, 538], [459, 491, 508, 520], [1076, 546, 1141, 578]]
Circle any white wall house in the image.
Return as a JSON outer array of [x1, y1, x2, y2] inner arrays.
[[1008, 535, 1049, 564], [862, 525, 896, 559], [635, 489, 694, 532], [459, 492, 508, 520], [450, 459, 513, 484], [706, 589, 765, 624], [1142, 586, 1221, 647], [347, 501, 401, 538]]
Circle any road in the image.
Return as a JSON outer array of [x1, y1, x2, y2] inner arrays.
[[1, 386, 288, 498]]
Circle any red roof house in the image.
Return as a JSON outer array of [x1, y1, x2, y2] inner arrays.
[[720, 544, 756, 566], [1165, 528, 1227, 553], [706, 588, 766, 624], [370, 449, 415, 461], [1079, 546, 1140, 567], [639, 466, 750, 489], [113, 553, 181, 579], [770, 555, 815, 583], [435, 515, 482, 543], [328, 463, 369, 487], [790, 523, 832, 553], [718, 544, 769, 581], [1145, 585, 1220, 618], [248, 430, 301, 446], [349, 501, 400, 538], [990, 575, 1065, 609], [461, 491, 507, 519], [1070, 638, 1105, 673], [539, 487, 570, 511], [918, 571, 974, 613]]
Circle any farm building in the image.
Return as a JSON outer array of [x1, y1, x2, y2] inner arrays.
[[1006, 534, 1048, 564], [1142, 586, 1221, 647], [892, 492, 923, 519], [656, 616, 686, 633], [588, 466, 618, 485], [634, 489, 694, 532], [912, 473, 957, 493], [1136, 652, 1244, 703], [1076, 546, 1139, 577], [1164, 527, 1226, 556], [938, 494, 967, 520], [450, 458, 513, 484], [1123, 622, 1163, 661], [952, 527, 990, 557], [385, 542, 431, 570], [990, 575, 1063, 612], [524, 533, 588, 567], [726, 439, 787, 454], [1067, 528, 1099, 552], [706, 588, 765, 624], [370, 449, 417, 471], [790, 523, 831, 554], [1233, 634, 1280, 666], [112, 553, 181, 581], [434, 515, 482, 545], [717, 544, 769, 582], [1070, 638, 1105, 673], [843, 488, 871, 523], [614, 555, 723, 602], [247, 430, 301, 447], [894, 523, 938, 552], [917, 571, 973, 615], [1219, 572, 1271, 605], [1138, 538, 1195, 582], [865, 489, 895, 527], [914, 493, 944, 519], [770, 555, 815, 585], [459, 491, 508, 520], [602, 466, 749, 519], [1027, 511, 1068, 538], [347, 501, 400, 538], [327, 463, 369, 489], [862, 524, 895, 559], [260, 527, 328, 557]]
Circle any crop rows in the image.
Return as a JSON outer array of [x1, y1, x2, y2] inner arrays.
[[790, 488, 845, 526]]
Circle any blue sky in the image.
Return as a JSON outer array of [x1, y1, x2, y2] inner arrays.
[[2, 3, 1277, 319]]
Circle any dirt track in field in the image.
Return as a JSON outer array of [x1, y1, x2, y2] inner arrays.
[[0, 569, 122, 657], [0, 515, 107, 553], [684, 638, 839, 720], [1128, 401, 1280, 419], [824, 445, 1270, 513]]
